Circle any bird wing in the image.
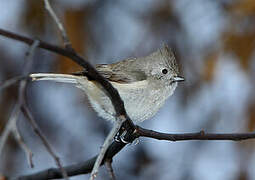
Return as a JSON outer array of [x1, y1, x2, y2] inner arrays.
[[73, 64, 147, 84], [96, 64, 147, 83]]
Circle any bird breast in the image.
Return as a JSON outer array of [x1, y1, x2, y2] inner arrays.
[[81, 79, 176, 123]]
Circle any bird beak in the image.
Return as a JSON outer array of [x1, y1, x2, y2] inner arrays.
[[173, 76, 185, 82]]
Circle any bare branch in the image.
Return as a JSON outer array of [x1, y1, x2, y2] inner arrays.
[[0, 29, 136, 179], [0, 104, 20, 155], [44, 0, 72, 49], [0, 76, 27, 91], [0, 29, 137, 178], [90, 117, 124, 180], [1, 40, 68, 179], [13, 125, 255, 180], [2, 28, 255, 180], [136, 127, 255, 141], [21, 105, 69, 180], [105, 160, 116, 180], [12, 140, 128, 180], [12, 122, 34, 168], [0, 28, 135, 131], [42, 2, 112, 176], [0, 40, 39, 156]]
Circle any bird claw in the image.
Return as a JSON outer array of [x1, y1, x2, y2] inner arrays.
[[114, 130, 140, 145], [114, 130, 129, 144]]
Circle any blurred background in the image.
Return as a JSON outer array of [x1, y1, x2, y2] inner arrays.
[[1, 0, 255, 179]]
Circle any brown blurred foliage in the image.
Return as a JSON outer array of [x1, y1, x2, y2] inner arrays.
[[229, 0, 255, 16], [224, 31, 255, 70], [23, 0, 46, 35], [57, 9, 86, 73], [248, 103, 255, 131], [203, 53, 218, 82], [223, 0, 255, 70], [0, 174, 7, 180]]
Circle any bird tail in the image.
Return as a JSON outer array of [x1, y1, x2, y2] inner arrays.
[[30, 73, 81, 84]]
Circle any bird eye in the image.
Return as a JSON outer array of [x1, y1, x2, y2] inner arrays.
[[162, 68, 168, 74]]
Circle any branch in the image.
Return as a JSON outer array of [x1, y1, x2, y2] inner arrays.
[[0, 104, 20, 155], [13, 141, 128, 180], [90, 117, 124, 180], [0, 28, 136, 179], [22, 41, 68, 179], [21, 104, 69, 180], [136, 127, 255, 141], [0, 28, 135, 131], [105, 160, 116, 180], [44, 0, 72, 49], [47, 1, 134, 175], [0, 41, 39, 157], [43, 2, 120, 177], [12, 122, 34, 168], [0, 40, 68, 179], [0, 76, 27, 91], [12, 125, 255, 180], [2, 28, 254, 180]]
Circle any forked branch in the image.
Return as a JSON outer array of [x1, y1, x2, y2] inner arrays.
[[12, 126, 255, 180]]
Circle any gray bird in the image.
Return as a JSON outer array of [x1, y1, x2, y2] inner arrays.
[[30, 45, 184, 123]]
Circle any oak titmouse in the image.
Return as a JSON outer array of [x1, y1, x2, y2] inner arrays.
[[30, 45, 184, 123]]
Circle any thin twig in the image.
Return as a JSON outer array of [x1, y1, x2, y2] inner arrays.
[[0, 28, 135, 129], [0, 76, 27, 91], [1, 40, 68, 179], [12, 123, 34, 168], [21, 104, 69, 180], [0, 41, 39, 157], [12, 42, 37, 168], [0, 104, 20, 155], [13, 140, 128, 180], [2, 28, 255, 180], [41, 4, 128, 177], [42, 2, 128, 178], [90, 117, 125, 180], [105, 160, 116, 180], [13, 126, 255, 180], [136, 126, 255, 141], [0, 28, 135, 179], [44, 0, 72, 49], [22, 41, 70, 179]]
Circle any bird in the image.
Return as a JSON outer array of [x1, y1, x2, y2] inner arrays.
[[30, 45, 184, 124]]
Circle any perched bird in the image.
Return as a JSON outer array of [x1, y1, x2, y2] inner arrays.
[[30, 45, 184, 123]]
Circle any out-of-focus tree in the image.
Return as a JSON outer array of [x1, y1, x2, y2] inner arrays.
[[1, 0, 255, 180]]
